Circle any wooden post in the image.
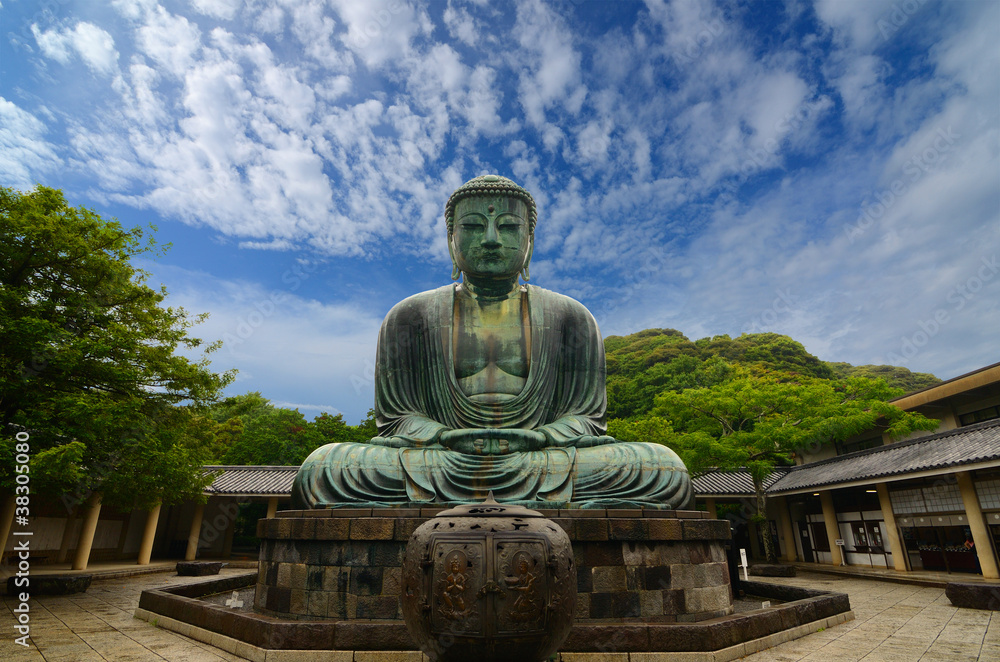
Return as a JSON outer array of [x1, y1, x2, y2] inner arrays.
[[876, 484, 908, 572], [72, 493, 103, 570], [185, 502, 205, 561], [266, 497, 278, 519], [957, 472, 999, 579], [137, 503, 161, 565], [819, 491, 843, 566], [57, 513, 78, 563], [704, 497, 718, 519]]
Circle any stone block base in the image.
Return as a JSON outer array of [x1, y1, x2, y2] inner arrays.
[[945, 582, 1000, 610], [255, 508, 733, 622]]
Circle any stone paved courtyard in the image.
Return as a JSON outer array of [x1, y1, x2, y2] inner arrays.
[[0, 568, 997, 661]]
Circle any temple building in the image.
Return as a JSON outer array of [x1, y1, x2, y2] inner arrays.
[[694, 361, 1000, 578]]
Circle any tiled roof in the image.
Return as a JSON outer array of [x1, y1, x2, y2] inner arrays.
[[692, 467, 791, 497], [203, 465, 298, 496], [769, 418, 1000, 494]]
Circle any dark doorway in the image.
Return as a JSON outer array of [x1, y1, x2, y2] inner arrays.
[[798, 522, 814, 562]]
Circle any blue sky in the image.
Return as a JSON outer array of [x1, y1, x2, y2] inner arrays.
[[2, 0, 998, 424]]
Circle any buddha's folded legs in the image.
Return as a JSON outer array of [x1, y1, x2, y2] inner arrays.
[[291, 441, 692, 510], [570, 442, 693, 510]]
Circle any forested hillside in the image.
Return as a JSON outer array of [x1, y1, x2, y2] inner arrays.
[[603, 329, 941, 561], [604, 329, 940, 420]]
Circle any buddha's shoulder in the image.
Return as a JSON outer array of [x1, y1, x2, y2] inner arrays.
[[382, 284, 454, 324], [526, 285, 596, 322]]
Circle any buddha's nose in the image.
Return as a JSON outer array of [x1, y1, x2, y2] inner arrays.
[[482, 221, 501, 247]]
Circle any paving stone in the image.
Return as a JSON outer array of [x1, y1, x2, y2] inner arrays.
[[5, 565, 999, 661]]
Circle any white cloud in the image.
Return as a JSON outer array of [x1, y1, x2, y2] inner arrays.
[[190, 0, 240, 21], [443, 2, 481, 47], [149, 263, 384, 422], [135, 5, 203, 78], [32, 22, 120, 76], [512, 0, 587, 134], [329, 0, 433, 69], [0, 98, 60, 189]]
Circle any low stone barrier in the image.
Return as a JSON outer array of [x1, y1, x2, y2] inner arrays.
[[177, 561, 227, 576], [750, 563, 796, 577], [945, 582, 1000, 610], [7, 574, 91, 595], [135, 573, 853, 654]]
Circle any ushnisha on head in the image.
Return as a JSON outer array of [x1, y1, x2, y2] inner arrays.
[[446, 174, 536, 284], [445, 174, 537, 237]]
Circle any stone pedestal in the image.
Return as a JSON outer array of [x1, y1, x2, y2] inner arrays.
[[255, 508, 732, 623]]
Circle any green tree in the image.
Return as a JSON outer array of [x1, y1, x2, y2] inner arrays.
[[654, 365, 939, 562], [212, 396, 379, 465], [825, 362, 941, 392], [0, 185, 233, 510], [220, 405, 320, 465]]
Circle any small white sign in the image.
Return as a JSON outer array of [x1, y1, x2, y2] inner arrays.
[[835, 539, 845, 546], [739, 548, 749, 580]]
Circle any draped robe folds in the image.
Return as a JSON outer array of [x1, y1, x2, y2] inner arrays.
[[292, 284, 693, 509]]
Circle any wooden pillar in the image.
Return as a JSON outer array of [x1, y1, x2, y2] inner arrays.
[[72, 493, 103, 570], [957, 471, 999, 579], [876, 483, 908, 572], [266, 497, 278, 519], [137, 503, 161, 565], [704, 498, 718, 519], [819, 490, 843, 566], [57, 514, 78, 563], [185, 502, 205, 561], [775, 496, 797, 562], [0, 495, 15, 561]]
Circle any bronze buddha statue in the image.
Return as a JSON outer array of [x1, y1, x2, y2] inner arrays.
[[292, 175, 692, 509]]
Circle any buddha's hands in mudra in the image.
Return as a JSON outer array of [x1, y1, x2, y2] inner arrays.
[[439, 428, 547, 454]]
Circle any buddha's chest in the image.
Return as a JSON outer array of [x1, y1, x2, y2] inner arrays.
[[453, 295, 529, 396]]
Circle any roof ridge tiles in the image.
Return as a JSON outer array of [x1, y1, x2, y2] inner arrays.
[[784, 417, 1000, 475]]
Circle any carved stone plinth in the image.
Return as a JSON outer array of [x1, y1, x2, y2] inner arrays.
[[255, 508, 733, 623]]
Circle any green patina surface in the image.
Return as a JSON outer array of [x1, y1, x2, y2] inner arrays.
[[292, 175, 692, 509]]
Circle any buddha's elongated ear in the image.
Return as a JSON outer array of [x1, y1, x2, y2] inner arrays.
[[521, 237, 533, 282], [448, 235, 461, 281]]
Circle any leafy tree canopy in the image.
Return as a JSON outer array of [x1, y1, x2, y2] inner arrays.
[[604, 329, 940, 419], [210, 392, 377, 465], [0, 185, 234, 509], [610, 362, 939, 562]]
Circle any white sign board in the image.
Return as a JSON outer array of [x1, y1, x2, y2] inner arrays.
[[739, 548, 749, 580], [835, 539, 845, 546]]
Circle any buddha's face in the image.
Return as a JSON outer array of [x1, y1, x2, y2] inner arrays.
[[451, 195, 531, 281]]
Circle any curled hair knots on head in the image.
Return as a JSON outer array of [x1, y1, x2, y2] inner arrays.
[[445, 174, 537, 235]]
